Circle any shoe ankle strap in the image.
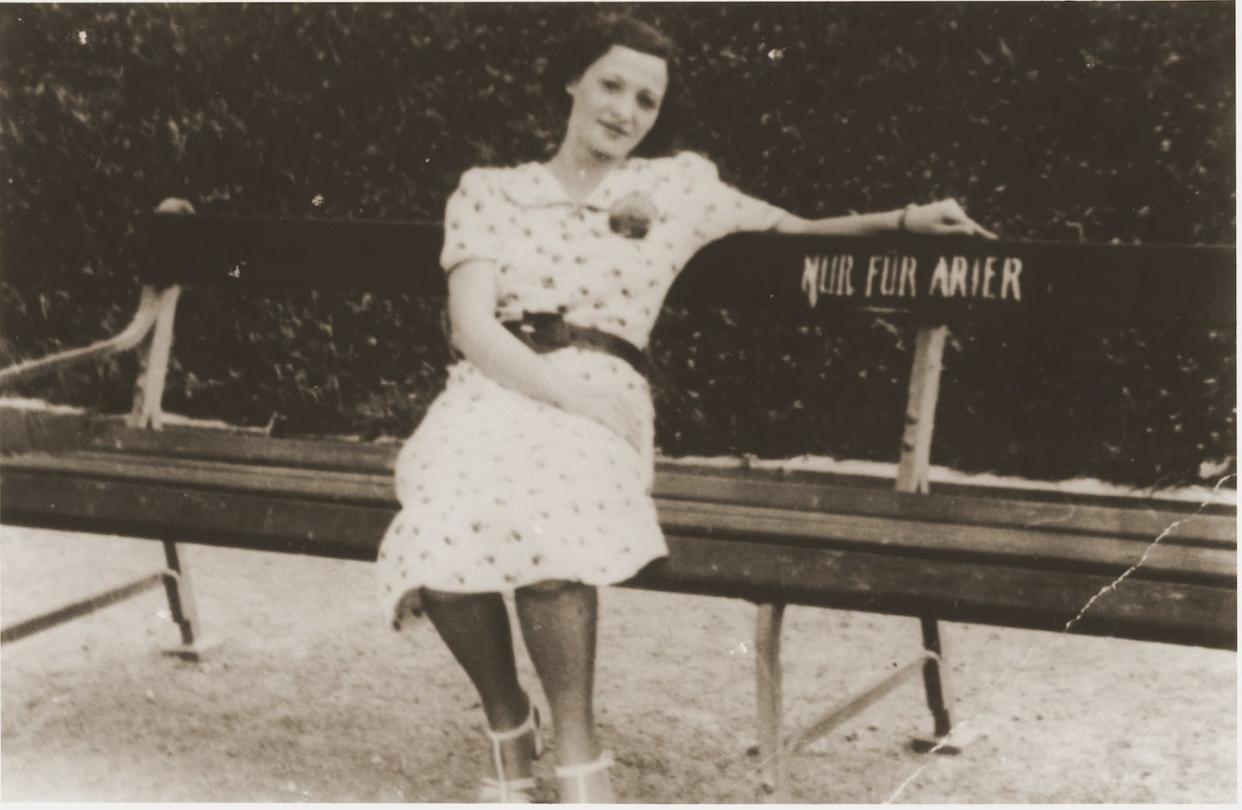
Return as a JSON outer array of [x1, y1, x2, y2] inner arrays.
[[485, 699, 538, 744], [554, 750, 615, 779]]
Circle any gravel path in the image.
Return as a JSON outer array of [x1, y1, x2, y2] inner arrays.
[[1, 526, 1234, 802]]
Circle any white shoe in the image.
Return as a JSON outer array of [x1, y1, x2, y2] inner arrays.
[[478, 698, 543, 803], [555, 750, 615, 803]]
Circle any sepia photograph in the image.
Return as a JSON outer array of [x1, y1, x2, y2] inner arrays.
[[0, 2, 1235, 802]]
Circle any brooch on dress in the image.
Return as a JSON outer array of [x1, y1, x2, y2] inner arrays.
[[608, 192, 657, 240]]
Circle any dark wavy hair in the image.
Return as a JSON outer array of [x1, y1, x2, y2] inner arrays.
[[547, 14, 679, 157]]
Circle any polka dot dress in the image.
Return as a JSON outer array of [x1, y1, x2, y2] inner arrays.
[[377, 152, 788, 627]]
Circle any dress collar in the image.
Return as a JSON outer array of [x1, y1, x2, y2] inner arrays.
[[501, 160, 643, 211]]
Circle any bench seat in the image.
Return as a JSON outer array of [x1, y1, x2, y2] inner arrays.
[[3, 411, 1233, 650]]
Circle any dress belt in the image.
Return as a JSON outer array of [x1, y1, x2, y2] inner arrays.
[[502, 312, 651, 379]]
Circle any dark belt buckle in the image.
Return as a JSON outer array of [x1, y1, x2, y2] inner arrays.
[[523, 311, 568, 346]]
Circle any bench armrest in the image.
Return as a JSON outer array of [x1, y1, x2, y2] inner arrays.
[[0, 285, 169, 390]]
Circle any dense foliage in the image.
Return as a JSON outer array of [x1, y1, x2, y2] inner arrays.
[[0, 3, 1234, 486]]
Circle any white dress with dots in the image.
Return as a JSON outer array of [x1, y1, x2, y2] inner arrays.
[[376, 151, 788, 627]]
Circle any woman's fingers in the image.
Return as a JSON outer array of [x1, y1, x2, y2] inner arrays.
[[929, 199, 997, 239], [941, 218, 998, 238], [609, 416, 641, 452], [623, 408, 643, 451], [947, 214, 997, 239], [558, 383, 643, 451], [614, 402, 643, 450], [970, 219, 999, 239], [595, 396, 643, 451]]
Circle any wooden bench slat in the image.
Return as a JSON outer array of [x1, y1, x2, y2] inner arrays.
[[639, 535, 1235, 650], [659, 501, 1234, 585], [1, 468, 390, 558], [83, 421, 399, 472], [657, 470, 1236, 546], [8, 451, 396, 504], [2, 469, 1231, 649], [0, 409, 118, 457], [7, 447, 1233, 559], [63, 421, 1236, 545], [3, 453, 1232, 584]]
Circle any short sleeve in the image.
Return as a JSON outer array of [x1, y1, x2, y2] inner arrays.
[[675, 152, 788, 246], [440, 168, 504, 273]]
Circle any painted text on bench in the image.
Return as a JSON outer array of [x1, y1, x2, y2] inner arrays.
[[802, 251, 1023, 308]]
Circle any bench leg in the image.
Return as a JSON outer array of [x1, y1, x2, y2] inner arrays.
[[895, 327, 962, 754], [160, 541, 216, 660], [909, 617, 960, 754], [753, 602, 786, 798]]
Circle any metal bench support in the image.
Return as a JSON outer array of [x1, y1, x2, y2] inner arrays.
[[789, 650, 938, 754], [754, 602, 786, 796], [1, 570, 170, 645], [130, 285, 181, 429], [135, 285, 216, 658], [0, 286, 162, 390], [750, 324, 958, 796], [911, 617, 957, 752], [0, 275, 212, 657], [898, 325, 958, 751]]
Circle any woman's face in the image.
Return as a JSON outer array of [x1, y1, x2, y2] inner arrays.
[[565, 45, 668, 160]]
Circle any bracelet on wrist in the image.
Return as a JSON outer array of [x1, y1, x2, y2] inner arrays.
[[897, 203, 917, 233]]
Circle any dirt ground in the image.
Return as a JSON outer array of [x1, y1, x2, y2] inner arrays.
[[1, 525, 1235, 803]]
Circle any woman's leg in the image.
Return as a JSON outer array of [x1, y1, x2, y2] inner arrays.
[[421, 589, 537, 779], [513, 580, 604, 765]]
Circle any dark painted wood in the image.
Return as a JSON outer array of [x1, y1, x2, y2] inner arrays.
[[143, 215, 446, 294], [143, 213, 1235, 325], [672, 233, 1236, 327]]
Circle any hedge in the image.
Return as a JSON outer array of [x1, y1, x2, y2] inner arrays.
[[0, 3, 1234, 487]]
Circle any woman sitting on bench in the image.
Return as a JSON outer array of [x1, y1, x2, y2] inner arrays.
[[374, 14, 993, 803]]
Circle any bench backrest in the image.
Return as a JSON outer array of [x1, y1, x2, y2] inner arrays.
[[127, 211, 1238, 498], [143, 213, 1235, 326]]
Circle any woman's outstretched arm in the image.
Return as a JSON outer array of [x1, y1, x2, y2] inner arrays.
[[775, 199, 996, 238]]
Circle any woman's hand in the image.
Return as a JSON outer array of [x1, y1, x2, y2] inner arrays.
[[554, 380, 644, 452], [902, 199, 997, 238], [447, 262, 645, 452]]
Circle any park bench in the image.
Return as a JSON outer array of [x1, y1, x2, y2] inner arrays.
[[1, 207, 1234, 796]]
